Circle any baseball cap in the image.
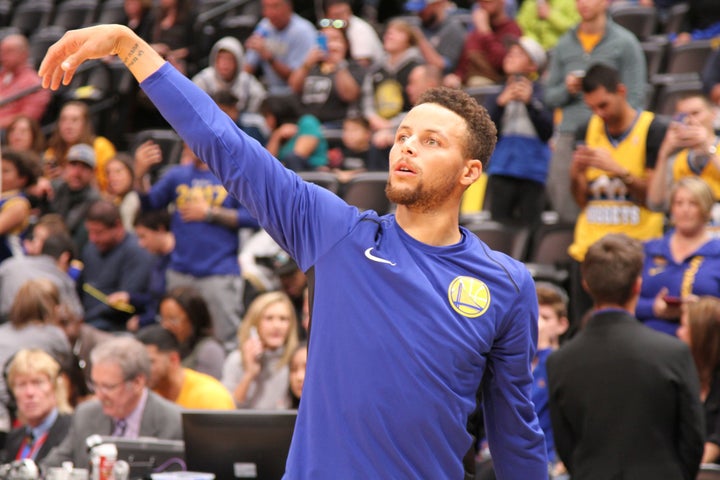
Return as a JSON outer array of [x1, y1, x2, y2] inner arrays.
[[66, 143, 96, 168], [514, 36, 548, 72], [404, 0, 442, 12]]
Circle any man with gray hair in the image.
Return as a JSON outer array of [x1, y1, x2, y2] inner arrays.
[[42, 336, 182, 469]]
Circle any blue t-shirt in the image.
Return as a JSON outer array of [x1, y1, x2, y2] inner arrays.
[[142, 63, 547, 479], [141, 164, 256, 277]]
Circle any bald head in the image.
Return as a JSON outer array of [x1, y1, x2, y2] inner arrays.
[[0, 34, 30, 72]]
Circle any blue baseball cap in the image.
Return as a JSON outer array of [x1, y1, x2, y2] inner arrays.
[[405, 0, 442, 12]]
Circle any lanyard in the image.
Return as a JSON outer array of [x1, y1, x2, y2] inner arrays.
[[16, 431, 49, 461]]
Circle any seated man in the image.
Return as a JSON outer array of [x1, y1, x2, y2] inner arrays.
[[0, 349, 72, 464], [136, 325, 235, 410], [42, 336, 182, 469]]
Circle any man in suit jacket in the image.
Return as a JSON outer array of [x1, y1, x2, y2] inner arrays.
[[547, 233, 705, 480], [0, 349, 73, 464], [42, 337, 182, 469]]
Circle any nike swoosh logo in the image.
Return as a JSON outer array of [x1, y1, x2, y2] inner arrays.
[[364, 247, 396, 266]]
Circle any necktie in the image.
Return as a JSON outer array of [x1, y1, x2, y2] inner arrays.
[[113, 419, 127, 437], [19, 431, 34, 459]]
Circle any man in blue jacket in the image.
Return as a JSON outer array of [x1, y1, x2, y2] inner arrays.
[[40, 25, 548, 479]]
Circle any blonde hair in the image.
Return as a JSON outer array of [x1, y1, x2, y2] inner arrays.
[[238, 292, 299, 370], [385, 19, 419, 47], [7, 349, 72, 415], [670, 177, 714, 223]]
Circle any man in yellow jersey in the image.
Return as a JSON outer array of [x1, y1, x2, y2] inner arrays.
[[543, 0, 646, 223], [567, 63, 667, 326]]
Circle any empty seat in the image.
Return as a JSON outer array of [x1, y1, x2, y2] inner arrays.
[[96, 0, 126, 24], [0, 0, 13, 27], [609, 4, 658, 40], [524, 221, 575, 284], [51, 0, 98, 30], [342, 172, 391, 215], [10, 0, 53, 37], [465, 220, 531, 261], [297, 171, 340, 195], [641, 36, 668, 80], [662, 2, 689, 34], [215, 14, 258, 45], [663, 39, 714, 76], [28, 25, 67, 70], [0, 26, 21, 41]]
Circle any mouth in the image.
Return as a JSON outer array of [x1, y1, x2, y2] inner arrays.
[[393, 161, 417, 176]]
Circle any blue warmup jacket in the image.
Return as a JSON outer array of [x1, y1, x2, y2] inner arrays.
[[142, 63, 547, 479]]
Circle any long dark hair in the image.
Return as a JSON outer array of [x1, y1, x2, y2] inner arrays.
[[161, 285, 215, 351]]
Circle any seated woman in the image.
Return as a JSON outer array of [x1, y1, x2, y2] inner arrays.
[[677, 295, 720, 464], [0, 279, 72, 443], [0, 349, 73, 463], [637, 177, 720, 335], [44, 101, 116, 191], [5, 116, 45, 157], [261, 95, 328, 172], [288, 22, 364, 129], [288, 342, 308, 409], [104, 153, 140, 233], [222, 292, 299, 409], [0, 149, 39, 263], [158, 286, 225, 380]]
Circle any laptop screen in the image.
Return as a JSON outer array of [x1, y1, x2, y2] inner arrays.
[[181, 410, 297, 480]]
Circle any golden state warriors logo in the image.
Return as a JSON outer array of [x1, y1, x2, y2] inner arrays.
[[448, 276, 491, 318]]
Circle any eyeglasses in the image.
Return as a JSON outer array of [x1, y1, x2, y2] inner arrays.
[[318, 18, 347, 29], [89, 379, 128, 394]]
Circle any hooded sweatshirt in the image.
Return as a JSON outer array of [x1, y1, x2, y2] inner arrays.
[[192, 37, 267, 113]]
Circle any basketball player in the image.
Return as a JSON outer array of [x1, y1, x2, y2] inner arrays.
[[39, 25, 547, 479]]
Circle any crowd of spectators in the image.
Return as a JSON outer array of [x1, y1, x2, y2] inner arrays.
[[1, 0, 720, 476]]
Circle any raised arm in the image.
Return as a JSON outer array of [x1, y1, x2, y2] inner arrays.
[[40, 25, 164, 90]]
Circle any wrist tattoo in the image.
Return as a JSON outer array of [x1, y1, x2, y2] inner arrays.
[[123, 43, 144, 67]]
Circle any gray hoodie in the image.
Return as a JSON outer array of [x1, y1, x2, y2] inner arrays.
[[192, 36, 267, 113]]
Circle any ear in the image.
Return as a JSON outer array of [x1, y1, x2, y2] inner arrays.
[[460, 159, 483, 187], [631, 276, 642, 296], [169, 351, 181, 366], [558, 316, 570, 336], [617, 83, 628, 97], [57, 251, 72, 271]]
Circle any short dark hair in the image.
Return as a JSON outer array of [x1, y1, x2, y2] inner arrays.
[[260, 94, 301, 125], [136, 324, 181, 353], [212, 89, 239, 107], [582, 234, 644, 306], [582, 63, 622, 94], [134, 209, 171, 231], [2, 149, 41, 187], [416, 87, 497, 165], [41, 231, 76, 260], [86, 199, 122, 227]]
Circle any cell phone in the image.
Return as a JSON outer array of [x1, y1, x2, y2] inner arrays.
[[663, 295, 682, 306], [672, 112, 688, 126], [317, 32, 328, 53]]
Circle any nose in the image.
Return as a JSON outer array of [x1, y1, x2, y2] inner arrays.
[[401, 135, 418, 155]]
